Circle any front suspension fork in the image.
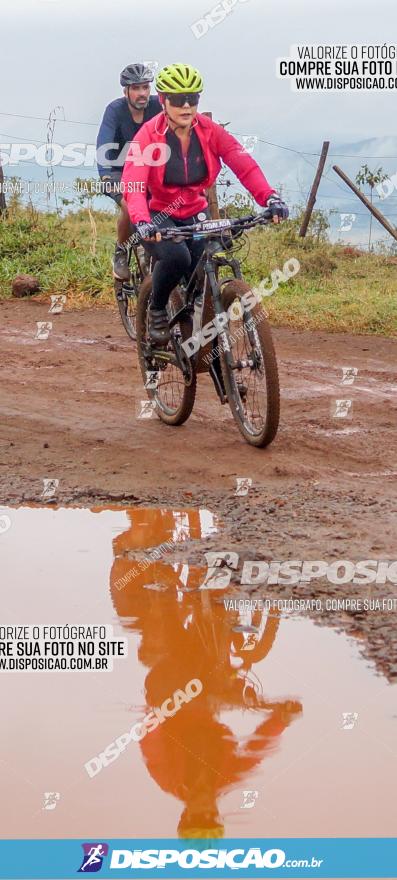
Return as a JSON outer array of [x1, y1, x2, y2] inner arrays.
[[206, 262, 236, 371]]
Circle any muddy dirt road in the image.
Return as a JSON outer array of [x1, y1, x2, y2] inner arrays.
[[1, 299, 396, 679]]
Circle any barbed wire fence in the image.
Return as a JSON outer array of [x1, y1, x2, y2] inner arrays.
[[1, 106, 397, 249], [45, 106, 65, 215]]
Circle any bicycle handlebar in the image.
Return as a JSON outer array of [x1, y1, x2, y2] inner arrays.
[[148, 209, 274, 242]]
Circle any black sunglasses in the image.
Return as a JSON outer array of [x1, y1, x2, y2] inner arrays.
[[164, 93, 200, 107]]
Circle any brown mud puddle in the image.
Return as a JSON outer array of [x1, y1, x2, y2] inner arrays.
[[0, 506, 396, 841]]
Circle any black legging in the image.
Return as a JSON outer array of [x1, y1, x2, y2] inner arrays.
[[143, 210, 208, 310]]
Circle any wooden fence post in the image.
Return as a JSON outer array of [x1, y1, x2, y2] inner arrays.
[[0, 163, 6, 215], [299, 141, 330, 237], [333, 165, 397, 244], [203, 111, 220, 219]]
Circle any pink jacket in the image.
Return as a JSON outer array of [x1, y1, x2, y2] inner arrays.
[[121, 111, 275, 223]]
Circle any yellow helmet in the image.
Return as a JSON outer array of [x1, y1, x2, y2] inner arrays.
[[178, 819, 224, 839], [178, 827, 225, 839], [156, 63, 203, 94]]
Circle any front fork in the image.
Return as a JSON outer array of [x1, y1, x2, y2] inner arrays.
[[205, 258, 240, 372], [205, 257, 252, 417]]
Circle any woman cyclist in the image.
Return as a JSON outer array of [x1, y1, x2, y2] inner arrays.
[[121, 62, 288, 345]]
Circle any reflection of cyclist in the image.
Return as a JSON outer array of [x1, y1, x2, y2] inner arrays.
[[112, 507, 206, 556], [121, 63, 289, 345], [97, 64, 161, 282], [141, 604, 301, 839], [109, 507, 302, 838]]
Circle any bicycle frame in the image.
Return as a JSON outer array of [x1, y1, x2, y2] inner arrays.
[[128, 242, 150, 281], [143, 210, 272, 374], [138, 209, 281, 446], [165, 239, 242, 367]]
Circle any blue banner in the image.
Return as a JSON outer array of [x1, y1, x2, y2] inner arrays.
[[0, 838, 396, 878]]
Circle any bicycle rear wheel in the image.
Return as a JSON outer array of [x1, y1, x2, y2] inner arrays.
[[220, 279, 280, 447], [136, 276, 197, 426], [115, 280, 138, 341]]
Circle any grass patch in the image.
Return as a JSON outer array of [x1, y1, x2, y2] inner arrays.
[[241, 224, 397, 336], [0, 206, 396, 335]]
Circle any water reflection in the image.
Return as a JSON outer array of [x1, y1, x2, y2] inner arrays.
[[109, 508, 303, 839]]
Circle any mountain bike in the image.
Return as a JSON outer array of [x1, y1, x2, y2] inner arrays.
[[114, 242, 149, 341], [136, 210, 280, 448]]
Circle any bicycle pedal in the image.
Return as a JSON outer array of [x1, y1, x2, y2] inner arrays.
[[232, 624, 259, 634]]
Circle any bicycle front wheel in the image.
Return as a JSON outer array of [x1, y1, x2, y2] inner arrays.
[[220, 279, 280, 447]]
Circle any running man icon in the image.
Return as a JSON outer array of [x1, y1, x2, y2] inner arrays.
[[78, 843, 109, 873]]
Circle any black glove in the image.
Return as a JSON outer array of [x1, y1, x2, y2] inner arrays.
[[266, 194, 289, 221], [136, 221, 157, 241]]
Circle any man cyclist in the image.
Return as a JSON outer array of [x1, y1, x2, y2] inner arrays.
[[96, 63, 161, 281], [121, 62, 288, 344]]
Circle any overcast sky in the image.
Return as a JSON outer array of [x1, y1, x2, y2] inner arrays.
[[2, 0, 397, 241], [2, 0, 396, 140]]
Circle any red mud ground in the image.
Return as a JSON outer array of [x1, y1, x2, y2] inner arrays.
[[1, 299, 396, 680]]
